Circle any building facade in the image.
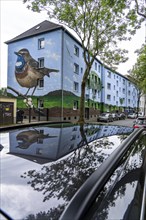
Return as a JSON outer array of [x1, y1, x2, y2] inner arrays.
[[6, 20, 138, 121]]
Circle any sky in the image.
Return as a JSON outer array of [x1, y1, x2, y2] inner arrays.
[[0, 0, 145, 88]]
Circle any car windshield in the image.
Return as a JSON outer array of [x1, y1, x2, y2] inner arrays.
[[1, 123, 134, 220], [101, 113, 107, 116]]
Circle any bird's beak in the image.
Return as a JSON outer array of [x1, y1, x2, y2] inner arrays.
[[14, 51, 19, 55]]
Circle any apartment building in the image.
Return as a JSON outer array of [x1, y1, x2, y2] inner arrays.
[[5, 20, 138, 121]]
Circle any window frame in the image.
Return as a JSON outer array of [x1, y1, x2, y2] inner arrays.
[[38, 38, 45, 49], [38, 57, 44, 68], [74, 63, 79, 74], [74, 45, 79, 57]]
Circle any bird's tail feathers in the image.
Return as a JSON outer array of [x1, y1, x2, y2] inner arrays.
[[48, 68, 59, 73], [42, 68, 59, 77]]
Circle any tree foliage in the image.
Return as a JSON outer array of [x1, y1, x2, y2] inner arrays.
[[23, 0, 145, 122], [128, 44, 146, 94]]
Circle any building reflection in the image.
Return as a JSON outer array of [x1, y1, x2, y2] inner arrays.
[[7, 124, 133, 164]]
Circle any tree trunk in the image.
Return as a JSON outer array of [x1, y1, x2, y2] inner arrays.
[[78, 66, 91, 124], [136, 91, 141, 117], [78, 80, 86, 124], [144, 94, 146, 115]]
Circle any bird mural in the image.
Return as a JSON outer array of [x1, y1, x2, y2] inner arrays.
[[14, 48, 59, 95], [16, 129, 57, 149]]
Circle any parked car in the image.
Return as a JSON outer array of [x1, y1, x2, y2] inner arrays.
[[133, 116, 146, 128], [112, 113, 119, 121], [127, 113, 137, 119], [118, 113, 126, 120], [138, 112, 144, 117], [97, 113, 113, 122], [1, 122, 136, 220]]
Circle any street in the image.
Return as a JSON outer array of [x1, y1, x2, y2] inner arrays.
[[108, 118, 134, 127]]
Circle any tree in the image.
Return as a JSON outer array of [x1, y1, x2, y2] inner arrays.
[[134, 0, 146, 19], [127, 44, 146, 113], [128, 44, 146, 92], [23, 0, 144, 123]]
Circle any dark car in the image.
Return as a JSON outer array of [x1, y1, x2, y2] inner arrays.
[[98, 113, 113, 122], [118, 113, 126, 120], [133, 116, 146, 128], [1, 122, 145, 220], [112, 113, 119, 121]]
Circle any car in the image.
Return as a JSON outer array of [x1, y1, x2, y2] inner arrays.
[[112, 113, 119, 121], [1, 122, 136, 220], [133, 116, 146, 128], [118, 113, 126, 120], [127, 113, 137, 119], [138, 112, 144, 117], [97, 113, 113, 122], [60, 127, 146, 220]]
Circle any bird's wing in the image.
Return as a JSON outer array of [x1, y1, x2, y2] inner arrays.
[[29, 58, 39, 69], [40, 68, 59, 77]]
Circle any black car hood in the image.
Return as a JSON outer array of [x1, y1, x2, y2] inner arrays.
[[0, 123, 133, 220]]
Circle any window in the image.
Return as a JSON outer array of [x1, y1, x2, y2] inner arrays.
[[73, 100, 79, 110], [123, 88, 125, 94], [92, 89, 96, 95], [71, 134, 76, 140], [107, 71, 111, 78], [95, 62, 97, 70], [107, 83, 111, 90], [98, 91, 100, 98], [116, 80, 118, 86], [85, 94, 89, 100], [74, 82, 79, 92], [38, 99, 44, 108], [95, 75, 97, 83], [123, 79, 125, 85], [128, 90, 131, 96], [74, 45, 79, 56], [74, 63, 79, 74], [81, 67, 83, 74], [116, 91, 118, 96], [38, 38, 45, 49], [37, 79, 44, 88], [107, 94, 111, 100], [38, 58, 44, 68], [98, 64, 101, 73]]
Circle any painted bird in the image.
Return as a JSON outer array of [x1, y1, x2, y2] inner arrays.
[[14, 48, 59, 95]]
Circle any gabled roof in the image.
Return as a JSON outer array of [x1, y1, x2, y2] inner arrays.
[[5, 20, 63, 44], [4, 20, 131, 81]]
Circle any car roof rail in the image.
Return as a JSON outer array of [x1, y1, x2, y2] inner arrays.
[[0, 209, 14, 220], [60, 128, 145, 220]]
